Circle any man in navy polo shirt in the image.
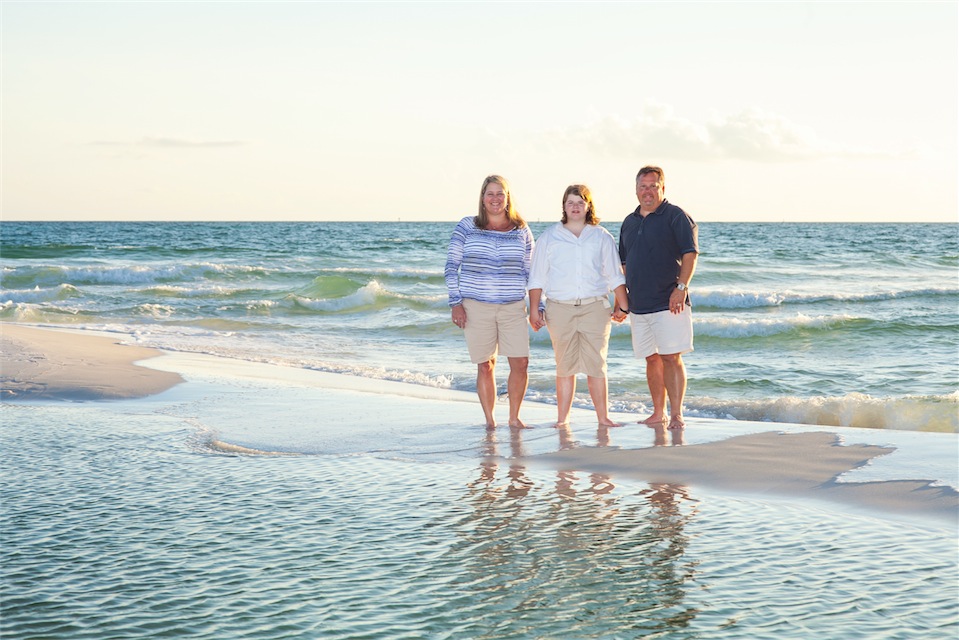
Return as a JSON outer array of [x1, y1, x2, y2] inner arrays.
[[619, 166, 699, 430]]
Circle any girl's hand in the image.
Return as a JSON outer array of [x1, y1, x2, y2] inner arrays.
[[529, 308, 545, 331]]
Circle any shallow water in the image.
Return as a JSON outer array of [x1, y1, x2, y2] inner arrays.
[[2, 399, 956, 639]]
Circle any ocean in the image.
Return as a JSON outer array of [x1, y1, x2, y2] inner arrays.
[[2, 221, 957, 431], [2, 221, 958, 639]]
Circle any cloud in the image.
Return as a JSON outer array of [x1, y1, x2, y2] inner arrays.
[[705, 108, 843, 160], [88, 136, 246, 148], [542, 102, 887, 162]]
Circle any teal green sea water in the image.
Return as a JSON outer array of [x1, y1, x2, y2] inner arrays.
[[3, 221, 957, 431]]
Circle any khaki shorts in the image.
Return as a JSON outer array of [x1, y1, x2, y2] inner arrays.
[[545, 299, 612, 377], [630, 307, 694, 358], [462, 299, 530, 364]]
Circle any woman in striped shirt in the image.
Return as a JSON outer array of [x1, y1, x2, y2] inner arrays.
[[445, 175, 535, 429]]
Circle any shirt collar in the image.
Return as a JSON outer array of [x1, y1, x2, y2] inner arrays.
[[635, 199, 668, 218]]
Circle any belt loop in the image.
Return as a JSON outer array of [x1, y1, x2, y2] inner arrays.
[[574, 298, 582, 306]]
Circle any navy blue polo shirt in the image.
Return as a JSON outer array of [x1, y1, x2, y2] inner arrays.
[[619, 199, 699, 314]]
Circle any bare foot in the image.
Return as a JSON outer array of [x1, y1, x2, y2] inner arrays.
[[639, 415, 666, 427], [668, 416, 686, 430], [598, 418, 624, 428], [509, 419, 532, 430], [553, 419, 570, 429]]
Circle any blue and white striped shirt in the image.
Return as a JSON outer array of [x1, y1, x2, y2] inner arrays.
[[445, 216, 534, 307]]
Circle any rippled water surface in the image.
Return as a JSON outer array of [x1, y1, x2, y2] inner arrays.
[[2, 403, 955, 639]]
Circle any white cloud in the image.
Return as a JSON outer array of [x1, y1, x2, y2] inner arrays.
[[705, 108, 841, 160], [542, 102, 892, 162]]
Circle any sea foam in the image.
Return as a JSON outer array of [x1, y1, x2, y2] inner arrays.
[[694, 313, 857, 338], [684, 392, 959, 433]]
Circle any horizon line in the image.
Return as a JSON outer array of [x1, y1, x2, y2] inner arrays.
[[3, 218, 956, 225]]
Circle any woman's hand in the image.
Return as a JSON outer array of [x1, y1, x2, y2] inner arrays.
[[451, 304, 467, 329]]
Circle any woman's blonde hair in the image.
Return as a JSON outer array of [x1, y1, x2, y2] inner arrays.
[[475, 175, 527, 229], [561, 184, 600, 225]]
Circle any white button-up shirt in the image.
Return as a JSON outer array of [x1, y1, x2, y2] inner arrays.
[[527, 222, 626, 300]]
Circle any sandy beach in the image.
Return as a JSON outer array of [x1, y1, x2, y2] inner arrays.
[[2, 323, 956, 522], [1, 324, 182, 401]]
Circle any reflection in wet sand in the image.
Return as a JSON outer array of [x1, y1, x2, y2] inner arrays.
[[557, 423, 576, 450], [652, 422, 686, 446]]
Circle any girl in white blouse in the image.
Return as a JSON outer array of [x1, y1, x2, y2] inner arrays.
[[528, 185, 630, 427]]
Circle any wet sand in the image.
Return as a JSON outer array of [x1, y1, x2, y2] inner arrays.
[[534, 429, 958, 520], [1, 324, 183, 401]]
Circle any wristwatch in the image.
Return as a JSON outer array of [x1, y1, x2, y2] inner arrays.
[[676, 282, 688, 291]]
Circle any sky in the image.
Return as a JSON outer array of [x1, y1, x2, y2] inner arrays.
[[2, 1, 957, 223]]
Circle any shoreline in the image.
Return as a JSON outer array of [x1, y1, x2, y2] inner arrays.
[[1, 323, 956, 522], [1, 324, 183, 401]]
